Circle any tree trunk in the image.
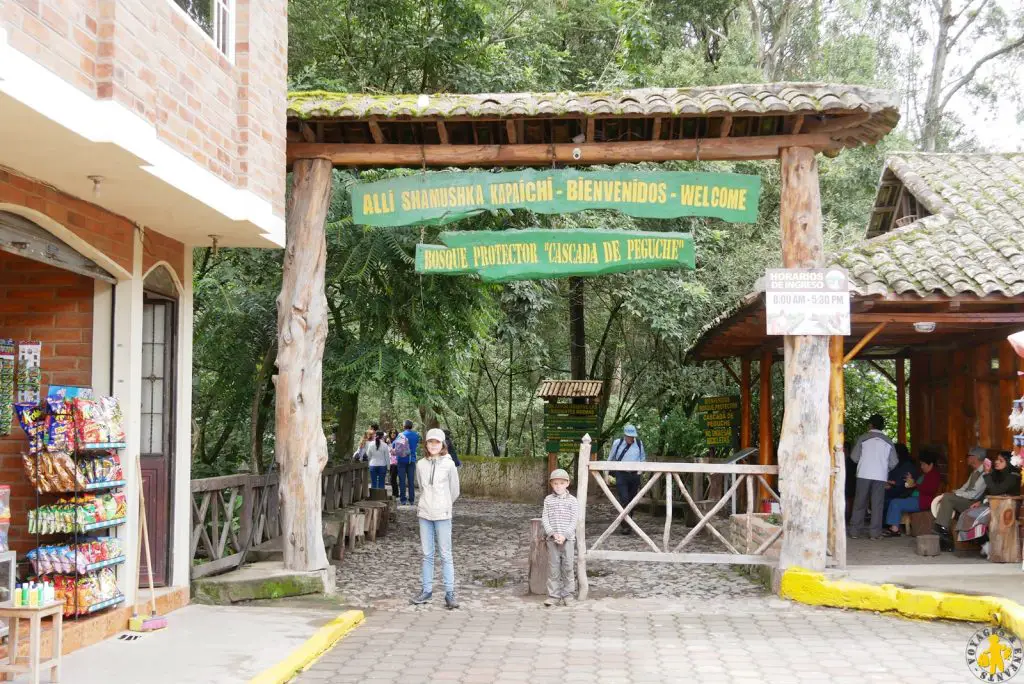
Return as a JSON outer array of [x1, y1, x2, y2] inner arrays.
[[921, 0, 952, 152], [569, 277, 586, 380], [275, 157, 332, 572], [334, 390, 359, 460], [777, 146, 830, 572], [249, 344, 275, 474]]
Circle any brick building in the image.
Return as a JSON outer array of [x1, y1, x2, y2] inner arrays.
[[0, 0, 286, 639]]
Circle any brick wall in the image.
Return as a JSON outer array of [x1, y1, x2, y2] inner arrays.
[[0, 251, 95, 552], [142, 228, 185, 285], [2, 0, 286, 217]]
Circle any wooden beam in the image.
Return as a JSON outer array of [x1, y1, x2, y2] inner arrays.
[[368, 118, 384, 144], [651, 117, 662, 141], [276, 157, 333, 572], [777, 145, 830, 572], [844, 322, 887, 363], [720, 115, 733, 138], [720, 359, 741, 385], [286, 132, 842, 167], [586, 118, 595, 143], [857, 313, 1024, 324], [758, 345, 773, 498], [298, 122, 317, 143], [790, 114, 804, 134], [505, 120, 517, 144], [586, 550, 774, 565], [740, 357, 752, 449], [802, 112, 871, 134], [896, 357, 907, 444], [436, 121, 449, 145], [828, 336, 847, 569]]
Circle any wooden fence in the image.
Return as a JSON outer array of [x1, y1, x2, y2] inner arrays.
[[574, 436, 780, 600], [190, 461, 369, 579]]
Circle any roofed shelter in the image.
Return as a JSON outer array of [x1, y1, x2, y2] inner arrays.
[[689, 152, 1024, 565], [279, 83, 900, 573]]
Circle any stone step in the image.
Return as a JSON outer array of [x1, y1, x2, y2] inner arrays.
[[192, 561, 336, 604]]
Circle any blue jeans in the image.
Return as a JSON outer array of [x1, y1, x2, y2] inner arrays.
[[419, 518, 454, 594], [397, 460, 416, 504], [369, 465, 387, 490], [885, 496, 922, 527]]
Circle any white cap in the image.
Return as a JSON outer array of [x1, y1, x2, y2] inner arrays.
[[425, 428, 446, 443]]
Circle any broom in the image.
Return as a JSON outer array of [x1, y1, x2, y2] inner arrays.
[[129, 456, 167, 632]]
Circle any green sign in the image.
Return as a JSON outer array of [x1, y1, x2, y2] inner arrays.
[[544, 404, 600, 455], [354, 169, 761, 226], [415, 229, 694, 281], [696, 396, 740, 450]]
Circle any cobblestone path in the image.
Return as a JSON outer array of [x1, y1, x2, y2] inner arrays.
[[296, 498, 981, 683]]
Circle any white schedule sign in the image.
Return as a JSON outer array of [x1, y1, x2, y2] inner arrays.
[[765, 267, 850, 335]]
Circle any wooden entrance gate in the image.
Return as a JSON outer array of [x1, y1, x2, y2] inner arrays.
[[574, 436, 780, 600]]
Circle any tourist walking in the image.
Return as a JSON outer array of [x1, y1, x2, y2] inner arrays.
[[411, 428, 461, 609], [608, 424, 645, 534], [848, 414, 898, 540], [387, 429, 399, 497], [394, 419, 420, 505], [541, 468, 578, 606], [365, 430, 390, 490]]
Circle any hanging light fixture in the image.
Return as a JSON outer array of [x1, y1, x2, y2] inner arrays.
[[913, 321, 936, 333]]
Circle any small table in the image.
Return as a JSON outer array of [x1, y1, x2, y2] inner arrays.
[[0, 601, 62, 683]]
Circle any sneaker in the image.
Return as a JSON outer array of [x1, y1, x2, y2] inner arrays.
[[544, 597, 558, 607], [444, 592, 459, 610], [561, 596, 576, 607], [410, 591, 432, 605]]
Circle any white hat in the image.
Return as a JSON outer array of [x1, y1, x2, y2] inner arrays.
[[549, 469, 571, 482], [425, 428, 446, 443]]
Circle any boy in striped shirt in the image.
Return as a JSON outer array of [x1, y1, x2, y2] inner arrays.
[[541, 469, 579, 606]]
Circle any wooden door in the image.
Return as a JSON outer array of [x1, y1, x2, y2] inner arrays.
[[140, 296, 176, 587]]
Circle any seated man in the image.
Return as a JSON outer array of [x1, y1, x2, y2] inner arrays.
[[933, 446, 988, 538]]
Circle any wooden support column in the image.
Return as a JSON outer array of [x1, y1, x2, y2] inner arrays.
[[896, 358, 907, 445], [777, 146, 830, 572], [828, 336, 846, 568], [758, 346, 774, 510], [740, 357, 752, 449], [275, 157, 333, 572]]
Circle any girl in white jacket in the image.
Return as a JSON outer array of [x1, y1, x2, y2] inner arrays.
[[411, 428, 461, 609]]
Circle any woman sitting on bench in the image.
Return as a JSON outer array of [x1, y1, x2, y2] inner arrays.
[[883, 450, 940, 537], [956, 451, 1020, 546]]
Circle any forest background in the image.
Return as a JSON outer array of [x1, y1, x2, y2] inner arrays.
[[191, 0, 1024, 477]]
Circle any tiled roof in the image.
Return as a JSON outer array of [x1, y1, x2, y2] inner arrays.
[[288, 83, 898, 145], [837, 153, 1024, 297]]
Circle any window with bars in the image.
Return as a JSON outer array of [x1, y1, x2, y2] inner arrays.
[[141, 299, 175, 456], [171, 0, 235, 59]]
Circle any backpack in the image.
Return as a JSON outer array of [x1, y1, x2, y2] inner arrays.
[[392, 433, 411, 461], [611, 438, 644, 462]]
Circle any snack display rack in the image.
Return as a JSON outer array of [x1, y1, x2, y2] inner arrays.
[[18, 397, 127, 618]]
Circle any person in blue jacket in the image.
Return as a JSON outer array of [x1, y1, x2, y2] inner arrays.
[[394, 419, 420, 506]]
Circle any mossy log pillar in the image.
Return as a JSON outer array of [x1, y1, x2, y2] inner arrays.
[[777, 146, 830, 572], [276, 157, 332, 572]]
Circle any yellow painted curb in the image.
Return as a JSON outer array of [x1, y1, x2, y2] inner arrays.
[[780, 567, 1016, 632], [250, 609, 365, 684]]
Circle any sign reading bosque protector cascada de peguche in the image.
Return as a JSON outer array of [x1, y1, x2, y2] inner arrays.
[[415, 228, 695, 281], [354, 169, 761, 226]]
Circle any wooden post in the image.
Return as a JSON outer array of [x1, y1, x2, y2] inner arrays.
[[896, 357, 907, 445], [528, 518, 549, 594], [740, 357, 752, 449], [275, 157, 333, 572], [758, 346, 774, 509], [777, 146, 830, 572], [828, 336, 847, 569], [575, 434, 591, 600]]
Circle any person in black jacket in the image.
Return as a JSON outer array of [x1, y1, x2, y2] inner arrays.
[[956, 451, 1021, 546], [884, 443, 918, 508], [444, 429, 461, 467]]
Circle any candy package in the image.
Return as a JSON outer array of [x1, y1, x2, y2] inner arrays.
[[46, 398, 76, 452], [82, 452, 123, 484], [73, 397, 126, 448], [15, 403, 46, 455]]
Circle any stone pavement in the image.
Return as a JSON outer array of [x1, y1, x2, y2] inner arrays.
[[294, 499, 985, 683]]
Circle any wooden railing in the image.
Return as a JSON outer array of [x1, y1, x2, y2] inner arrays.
[[574, 436, 780, 600], [190, 461, 369, 579]]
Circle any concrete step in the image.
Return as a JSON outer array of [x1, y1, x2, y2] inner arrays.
[[192, 561, 336, 605]]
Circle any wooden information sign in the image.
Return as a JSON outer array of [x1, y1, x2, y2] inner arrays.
[[696, 395, 740, 450]]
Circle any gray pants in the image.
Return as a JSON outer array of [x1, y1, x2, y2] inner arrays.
[[546, 539, 576, 598], [936, 493, 974, 528], [850, 478, 886, 538]]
